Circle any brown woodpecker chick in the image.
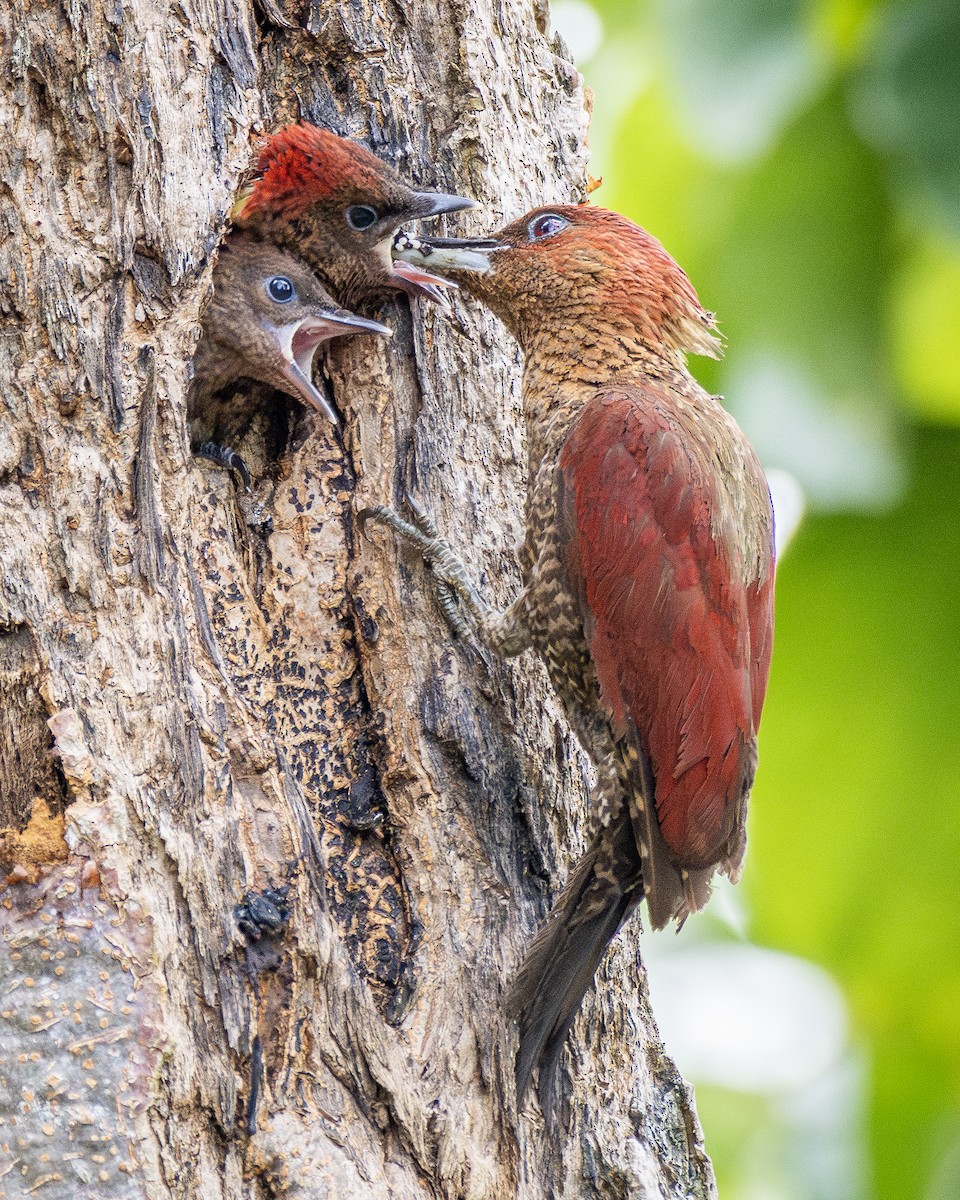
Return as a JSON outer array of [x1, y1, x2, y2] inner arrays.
[[189, 235, 390, 484], [231, 123, 475, 310], [369, 207, 775, 1115]]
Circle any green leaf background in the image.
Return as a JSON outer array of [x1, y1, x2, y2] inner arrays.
[[552, 0, 960, 1194]]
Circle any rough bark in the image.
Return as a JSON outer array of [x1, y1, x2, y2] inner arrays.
[[0, 0, 717, 1197]]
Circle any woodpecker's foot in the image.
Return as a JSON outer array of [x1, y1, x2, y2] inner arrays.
[[358, 493, 489, 640], [196, 441, 252, 491]]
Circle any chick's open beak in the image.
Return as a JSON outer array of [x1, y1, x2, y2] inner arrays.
[[278, 313, 391, 423], [390, 259, 459, 307]]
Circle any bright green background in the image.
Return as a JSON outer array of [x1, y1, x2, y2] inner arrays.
[[560, 0, 960, 1196]]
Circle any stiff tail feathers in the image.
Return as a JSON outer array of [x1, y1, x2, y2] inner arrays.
[[509, 729, 710, 1116], [508, 817, 640, 1117]]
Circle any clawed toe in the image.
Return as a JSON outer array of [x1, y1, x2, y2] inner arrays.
[[358, 495, 488, 639], [196, 441, 252, 490], [402, 491, 443, 541], [357, 503, 426, 548]]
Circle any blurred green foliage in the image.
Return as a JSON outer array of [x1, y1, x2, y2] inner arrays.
[[749, 425, 960, 1200], [564, 0, 960, 1195]]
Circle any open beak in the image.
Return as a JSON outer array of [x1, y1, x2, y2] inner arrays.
[[278, 313, 391, 423], [393, 231, 502, 277], [390, 258, 459, 307], [387, 195, 478, 303]]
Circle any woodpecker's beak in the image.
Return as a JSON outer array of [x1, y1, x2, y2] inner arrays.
[[384, 194, 476, 303], [393, 231, 501, 276], [277, 313, 391, 423], [406, 192, 477, 220]]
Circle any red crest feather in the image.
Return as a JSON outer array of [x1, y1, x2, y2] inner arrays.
[[233, 123, 388, 221]]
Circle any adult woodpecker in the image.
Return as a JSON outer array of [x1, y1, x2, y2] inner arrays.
[[231, 122, 474, 309], [189, 235, 389, 484], [366, 206, 775, 1112]]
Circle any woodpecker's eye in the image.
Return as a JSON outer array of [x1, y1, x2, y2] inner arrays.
[[529, 214, 569, 240], [267, 276, 296, 303], [345, 204, 379, 231]]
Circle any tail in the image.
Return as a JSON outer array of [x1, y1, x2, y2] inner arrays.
[[508, 814, 642, 1117], [509, 726, 714, 1116]]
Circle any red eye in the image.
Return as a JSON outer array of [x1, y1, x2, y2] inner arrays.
[[529, 214, 569, 240]]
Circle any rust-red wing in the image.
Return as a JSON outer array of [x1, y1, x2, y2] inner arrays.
[[559, 387, 774, 869]]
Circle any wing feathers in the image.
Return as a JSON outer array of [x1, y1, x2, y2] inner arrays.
[[559, 385, 774, 873]]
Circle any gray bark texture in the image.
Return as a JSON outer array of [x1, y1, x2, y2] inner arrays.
[[0, 0, 717, 1196]]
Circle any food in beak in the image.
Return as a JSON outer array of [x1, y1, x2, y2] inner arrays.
[[392, 229, 499, 275]]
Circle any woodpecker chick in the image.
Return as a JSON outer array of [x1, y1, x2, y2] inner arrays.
[[375, 206, 776, 1112], [231, 123, 474, 309], [189, 235, 389, 481]]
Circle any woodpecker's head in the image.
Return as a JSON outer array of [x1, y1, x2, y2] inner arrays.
[[394, 205, 721, 362], [231, 124, 474, 309], [196, 236, 390, 423]]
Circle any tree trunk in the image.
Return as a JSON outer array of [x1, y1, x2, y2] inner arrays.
[[0, 0, 717, 1196]]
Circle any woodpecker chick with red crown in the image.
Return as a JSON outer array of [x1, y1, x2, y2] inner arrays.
[[366, 206, 775, 1113], [189, 235, 390, 484], [231, 123, 474, 310]]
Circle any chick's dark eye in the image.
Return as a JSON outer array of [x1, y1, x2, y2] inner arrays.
[[530, 214, 569, 240], [346, 204, 379, 231], [267, 276, 296, 303]]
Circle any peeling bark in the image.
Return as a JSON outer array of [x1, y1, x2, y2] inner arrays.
[[0, 0, 717, 1196]]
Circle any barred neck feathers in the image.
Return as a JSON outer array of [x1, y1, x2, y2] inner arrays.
[[520, 351, 699, 477], [518, 308, 717, 476], [506, 213, 721, 468], [512, 222, 722, 374]]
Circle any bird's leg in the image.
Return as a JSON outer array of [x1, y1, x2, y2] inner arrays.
[[196, 441, 252, 491], [359, 496, 488, 641], [359, 494, 532, 656]]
